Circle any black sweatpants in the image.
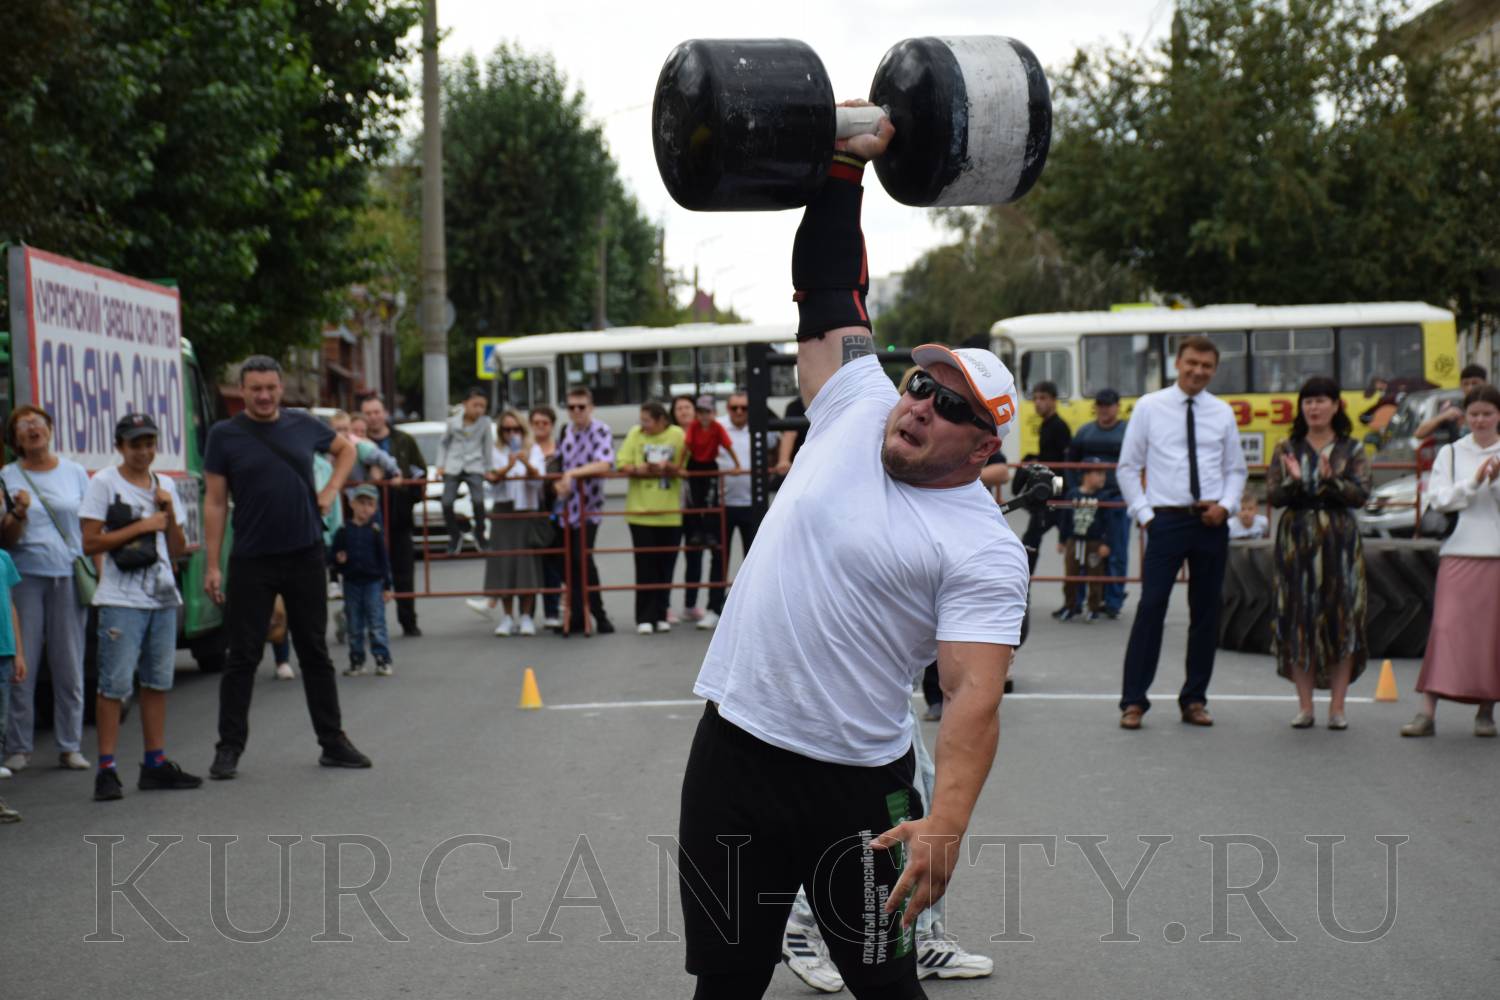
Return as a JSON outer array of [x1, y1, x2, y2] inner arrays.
[[629, 523, 681, 626], [679, 703, 926, 998], [217, 545, 344, 754]]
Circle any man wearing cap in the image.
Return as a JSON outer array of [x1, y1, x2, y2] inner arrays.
[[203, 355, 369, 779], [80, 413, 201, 801], [1066, 389, 1130, 617], [677, 109, 1027, 1000]]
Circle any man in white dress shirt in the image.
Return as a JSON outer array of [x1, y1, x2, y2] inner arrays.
[[1115, 337, 1248, 729]]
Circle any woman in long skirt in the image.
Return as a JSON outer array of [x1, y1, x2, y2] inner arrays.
[[1401, 385, 1500, 738], [466, 411, 544, 636], [1266, 377, 1370, 730]]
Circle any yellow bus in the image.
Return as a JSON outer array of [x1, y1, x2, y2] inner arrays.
[[989, 303, 1460, 467]]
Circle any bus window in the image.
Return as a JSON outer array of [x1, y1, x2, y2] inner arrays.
[[697, 345, 741, 391], [1020, 350, 1072, 397], [505, 366, 549, 410], [1165, 332, 1247, 393], [1339, 325, 1424, 389], [1251, 328, 1333, 392], [1082, 333, 1162, 398], [562, 352, 628, 405]]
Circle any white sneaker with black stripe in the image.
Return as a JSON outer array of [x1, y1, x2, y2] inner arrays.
[[916, 936, 994, 979], [781, 920, 844, 993]]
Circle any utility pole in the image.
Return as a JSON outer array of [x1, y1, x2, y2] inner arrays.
[[420, 0, 449, 420]]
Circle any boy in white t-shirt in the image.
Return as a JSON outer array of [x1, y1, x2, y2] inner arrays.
[[1228, 492, 1270, 540], [80, 413, 200, 802]]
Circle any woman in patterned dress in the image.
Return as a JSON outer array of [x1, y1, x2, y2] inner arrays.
[[1266, 377, 1371, 731]]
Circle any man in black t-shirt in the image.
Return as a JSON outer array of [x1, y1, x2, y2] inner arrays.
[[202, 356, 367, 779]]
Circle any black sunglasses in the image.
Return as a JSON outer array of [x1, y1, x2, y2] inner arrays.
[[905, 370, 994, 433], [567, 403, 589, 411]]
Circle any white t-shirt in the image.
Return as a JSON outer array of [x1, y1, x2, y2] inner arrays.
[[79, 467, 186, 609], [717, 416, 777, 508], [693, 356, 1029, 766], [484, 444, 545, 510], [1228, 513, 1269, 539]]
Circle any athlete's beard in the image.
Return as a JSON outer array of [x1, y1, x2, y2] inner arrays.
[[880, 439, 971, 485]]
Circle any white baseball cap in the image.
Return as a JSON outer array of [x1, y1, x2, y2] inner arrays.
[[909, 344, 1018, 440]]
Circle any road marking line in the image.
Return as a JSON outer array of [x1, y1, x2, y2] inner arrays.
[[545, 694, 1377, 711]]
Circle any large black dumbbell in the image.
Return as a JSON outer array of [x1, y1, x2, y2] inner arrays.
[[651, 36, 1050, 211]]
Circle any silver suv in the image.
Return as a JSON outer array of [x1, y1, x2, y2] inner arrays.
[[1355, 388, 1464, 537]]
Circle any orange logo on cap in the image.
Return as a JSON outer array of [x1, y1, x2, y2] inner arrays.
[[989, 394, 1015, 427]]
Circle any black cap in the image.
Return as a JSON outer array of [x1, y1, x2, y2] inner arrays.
[[1093, 388, 1121, 405], [116, 412, 158, 442]]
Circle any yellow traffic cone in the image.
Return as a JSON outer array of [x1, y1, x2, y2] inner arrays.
[[1374, 659, 1399, 702], [519, 667, 544, 710]]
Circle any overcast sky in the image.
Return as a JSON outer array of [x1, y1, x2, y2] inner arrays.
[[434, 0, 1437, 328]]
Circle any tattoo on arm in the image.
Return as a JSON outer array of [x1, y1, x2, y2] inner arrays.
[[841, 334, 875, 365]]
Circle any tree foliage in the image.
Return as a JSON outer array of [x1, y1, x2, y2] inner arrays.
[[437, 44, 679, 397], [875, 206, 1145, 348], [1032, 0, 1500, 321], [0, 0, 421, 376]]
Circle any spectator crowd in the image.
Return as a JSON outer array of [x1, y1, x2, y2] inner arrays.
[[1, 352, 1495, 832]]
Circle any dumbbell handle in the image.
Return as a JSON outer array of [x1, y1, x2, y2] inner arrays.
[[834, 105, 890, 140]]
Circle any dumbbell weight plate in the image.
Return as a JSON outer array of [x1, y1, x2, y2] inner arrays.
[[653, 39, 837, 211], [870, 36, 1051, 207]]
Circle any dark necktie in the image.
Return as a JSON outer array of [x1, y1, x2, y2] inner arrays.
[[1185, 397, 1201, 501]]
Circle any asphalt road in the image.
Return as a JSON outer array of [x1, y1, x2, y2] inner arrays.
[[1, 510, 1495, 1000]]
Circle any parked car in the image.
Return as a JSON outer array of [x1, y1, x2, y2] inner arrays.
[[396, 420, 478, 553], [1362, 388, 1464, 487], [1355, 473, 1453, 538]]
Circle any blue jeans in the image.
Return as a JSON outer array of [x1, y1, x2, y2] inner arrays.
[[1103, 506, 1131, 613], [97, 606, 178, 699], [344, 579, 390, 665], [1120, 511, 1229, 713], [0, 656, 10, 755]]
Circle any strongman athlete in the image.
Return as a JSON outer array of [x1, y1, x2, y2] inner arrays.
[[678, 110, 1029, 999]]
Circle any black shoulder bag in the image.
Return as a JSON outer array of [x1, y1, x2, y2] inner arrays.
[[106, 473, 161, 571]]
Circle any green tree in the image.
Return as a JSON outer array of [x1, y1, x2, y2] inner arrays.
[[1033, 0, 1500, 323], [0, 0, 421, 376], [437, 43, 678, 397], [876, 206, 1144, 348]]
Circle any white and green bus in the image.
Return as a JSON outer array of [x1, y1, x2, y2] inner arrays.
[[493, 323, 801, 438]]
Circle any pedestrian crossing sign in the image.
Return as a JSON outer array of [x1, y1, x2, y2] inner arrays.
[[476, 337, 512, 380]]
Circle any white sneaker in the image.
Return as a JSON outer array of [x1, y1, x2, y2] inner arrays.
[[465, 598, 495, 620], [655, 620, 672, 633], [782, 921, 844, 993], [543, 616, 562, 630], [636, 623, 655, 635], [494, 615, 515, 637], [696, 610, 720, 630], [0, 765, 12, 780], [666, 608, 680, 625], [2, 753, 29, 773], [518, 615, 537, 636], [275, 662, 295, 681], [916, 936, 994, 980], [59, 751, 91, 770]]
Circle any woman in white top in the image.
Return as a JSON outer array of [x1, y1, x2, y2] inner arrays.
[[467, 410, 545, 636], [1402, 384, 1500, 738], [0, 406, 93, 772]]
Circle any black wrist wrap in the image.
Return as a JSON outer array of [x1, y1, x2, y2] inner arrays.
[[791, 153, 870, 342]]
